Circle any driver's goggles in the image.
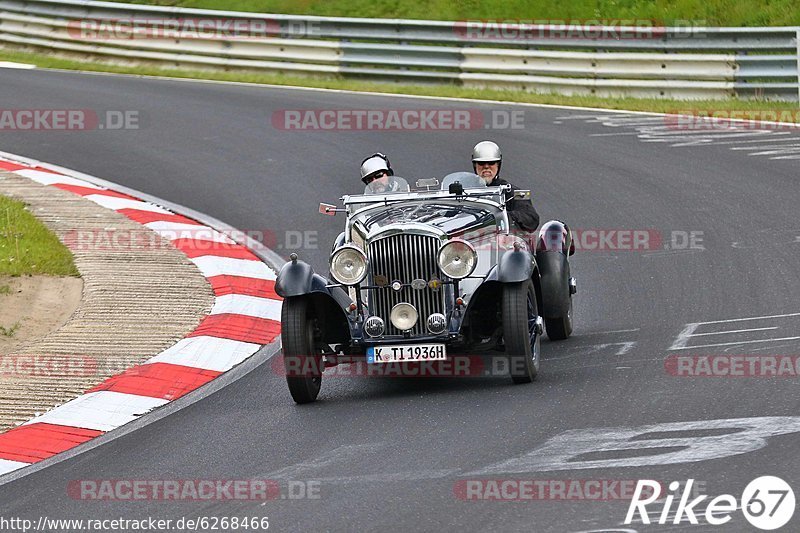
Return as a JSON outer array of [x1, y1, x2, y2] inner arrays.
[[363, 171, 387, 184]]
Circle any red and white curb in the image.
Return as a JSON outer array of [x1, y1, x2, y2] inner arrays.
[[0, 156, 282, 475]]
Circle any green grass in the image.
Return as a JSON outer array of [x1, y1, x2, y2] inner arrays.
[[109, 0, 800, 26], [0, 322, 20, 337], [1, 47, 798, 121], [0, 284, 10, 295], [0, 195, 80, 277]]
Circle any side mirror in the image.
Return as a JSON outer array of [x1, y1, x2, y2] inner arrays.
[[319, 203, 341, 216]]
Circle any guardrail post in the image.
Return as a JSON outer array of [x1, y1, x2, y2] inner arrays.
[[796, 30, 800, 102]]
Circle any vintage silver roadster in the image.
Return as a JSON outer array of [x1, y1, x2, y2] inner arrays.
[[275, 173, 576, 403]]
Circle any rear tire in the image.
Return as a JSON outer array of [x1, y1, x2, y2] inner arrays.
[[503, 279, 540, 384], [282, 297, 323, 404], [545, 294, 573, 341]]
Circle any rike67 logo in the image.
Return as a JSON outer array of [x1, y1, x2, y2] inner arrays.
[[625, 476, 795, 530]]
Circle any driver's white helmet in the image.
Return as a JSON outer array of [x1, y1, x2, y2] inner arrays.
[[471, 141, 502, 175], [360, 153, 394, 184]]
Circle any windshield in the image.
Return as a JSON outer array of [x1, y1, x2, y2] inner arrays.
[[440, 172, 486, 190], [363, 175, 410, 195]]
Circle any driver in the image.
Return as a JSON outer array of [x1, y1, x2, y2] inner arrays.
[[472, 140, 539, 232], [360, 153, 408, 193]]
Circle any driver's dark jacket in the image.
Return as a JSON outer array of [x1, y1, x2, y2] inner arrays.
[[488, 176, 540, 232]]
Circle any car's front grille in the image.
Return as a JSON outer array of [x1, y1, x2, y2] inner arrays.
[[367, 233, 445, 336]]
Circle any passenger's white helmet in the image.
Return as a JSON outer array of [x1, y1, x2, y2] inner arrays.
[[471, 141, 502, 175], [360, 153, 394, 184]]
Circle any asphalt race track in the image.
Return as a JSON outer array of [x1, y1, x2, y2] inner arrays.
[[1, 68, 799, 532]]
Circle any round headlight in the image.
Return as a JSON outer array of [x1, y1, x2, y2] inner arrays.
[[427, 313, 447, 334], [330, 245, 368, 285], [437, 240, 477, 279], [364, 316, 385, 338], [390, 303, 418, 331]]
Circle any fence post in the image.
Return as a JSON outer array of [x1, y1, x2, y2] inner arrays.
[[796, 29, 800, 103]]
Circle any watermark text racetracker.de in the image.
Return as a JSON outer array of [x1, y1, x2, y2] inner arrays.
[[454, 478, 660, 501], [665, 354, 800, 377], [272, 109, 525, 131], [0, 354, 133, 378], [67, 17, 318, 40], [665, 109, 800, 131], [62, 228, 319, 252], [453, 19, 706, 41], [68, 478, 321, 501], [0, 109, 141, 131]]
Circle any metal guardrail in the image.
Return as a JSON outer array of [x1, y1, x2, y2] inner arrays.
[[0, 0, 798, 100]]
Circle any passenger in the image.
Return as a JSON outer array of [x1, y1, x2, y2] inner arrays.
[[471, 141, 540, 231], [360, 153, 408, 194]]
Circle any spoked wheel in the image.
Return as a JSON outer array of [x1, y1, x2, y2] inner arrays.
[[282, 297, 323, 404], [502, 279, 541, 384]]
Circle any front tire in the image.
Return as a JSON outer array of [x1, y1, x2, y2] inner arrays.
[[503, 279, 541, 384], [282, 297, 323, 404]]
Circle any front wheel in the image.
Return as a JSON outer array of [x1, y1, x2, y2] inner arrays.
[[503, 279, 541, 384], [281, 297, 323, 404]]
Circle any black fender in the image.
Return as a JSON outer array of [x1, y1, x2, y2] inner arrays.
[[496, 249, 535, 283], [275, 258, 317, 297], [461, 259, 543, 340], [275, 258, 353, 344], [536, 250, 571, 319], [537, 220, 574, 256], [331, 231, 346, 254]]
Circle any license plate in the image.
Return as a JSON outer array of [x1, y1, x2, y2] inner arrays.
[[367, 344, 446, 364]]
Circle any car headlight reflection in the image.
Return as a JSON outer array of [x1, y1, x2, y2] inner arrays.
[[330, 245, 368, 285], [437, 240, 477, 279]]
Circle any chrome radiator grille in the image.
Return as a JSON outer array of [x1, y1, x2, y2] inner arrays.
[[367, 233, 445, 336]]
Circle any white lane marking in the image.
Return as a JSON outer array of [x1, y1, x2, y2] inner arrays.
[[22, 391, 169, 432], [0, 61, 35, 69], [84, 195, 170, 213], [210, 294, 282, 321], [730, 141, 800, 150], [669, 323, 700, 350], [674, 336, 800, 350], [144, 221, 235, 244], [146, 336, 261, 372], [693, 312, 800, 325], [266, 444, 374, 480], [642, 248, 703, 258], [12, 169, 102, 188], [190, 256, 277, 281], [587, 342, 636, 356], [312, 469, 460, 484], [589, 132, 640, 137], [571, 530, 638, 533], [670, 313, 800, 350], [688, 326, 779, 337], [570, 113, 800, 159], [263, 445, 458, 484], [703, 133, 797, 146], [587, 328, 640, 335], [0, 459, 30, 476], [748, 146, 800, 156], [469, 416, 800, 474]]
